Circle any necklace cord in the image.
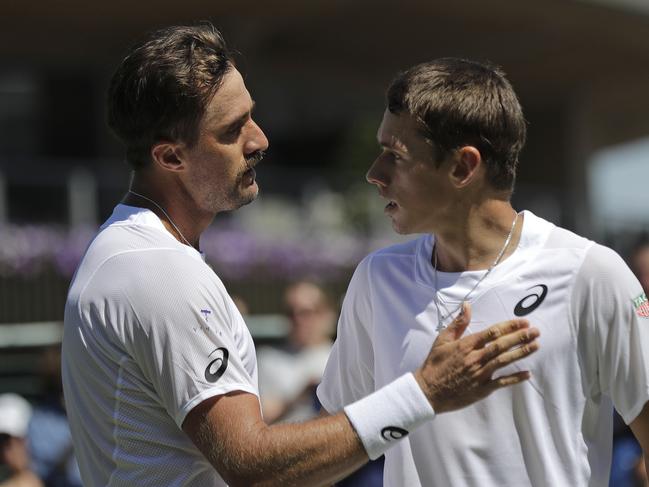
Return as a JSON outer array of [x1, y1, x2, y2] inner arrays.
[[127, 190, 193, 247], [433, 212, 519, 329]]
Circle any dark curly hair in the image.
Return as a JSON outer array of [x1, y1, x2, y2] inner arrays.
[[107, 23, 234, 169], [387, 58, 527, 191]]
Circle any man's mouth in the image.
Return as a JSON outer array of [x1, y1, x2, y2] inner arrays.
[[242, 167, 257, 186], [385, 200, 398, 212], [242, 151, 264, 187]]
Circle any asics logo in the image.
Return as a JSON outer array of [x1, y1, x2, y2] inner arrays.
[[204, 347, 229, 383], [381, 426, 409, 441], [514, 285, 548, 316]]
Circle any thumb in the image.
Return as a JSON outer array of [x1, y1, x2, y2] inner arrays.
[[437, 302, 471, 343]]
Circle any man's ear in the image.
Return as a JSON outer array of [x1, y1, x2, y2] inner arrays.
[[150, 141, 185, 173], [450, 146, 482, 188]]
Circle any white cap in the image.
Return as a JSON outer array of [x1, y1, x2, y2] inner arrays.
[[0, 393, 32, 437]]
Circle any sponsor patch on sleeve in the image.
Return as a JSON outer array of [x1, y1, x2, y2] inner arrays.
[[633, 293, 649, 318]]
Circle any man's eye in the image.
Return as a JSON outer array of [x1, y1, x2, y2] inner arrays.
[[228, 125, 243, 136], [378, 148, 402, 162]]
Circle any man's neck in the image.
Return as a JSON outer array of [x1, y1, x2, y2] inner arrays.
[[432, 199, 522, 273], [122, 172, 214, 249]]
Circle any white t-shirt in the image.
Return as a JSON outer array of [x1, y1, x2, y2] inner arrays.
[[62, 204, 259, 487], [317, 211, 649, 487]]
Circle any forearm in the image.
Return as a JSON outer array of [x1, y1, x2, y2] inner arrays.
[[200, 373, 433, 485], [252, 413, 367, 486], [630, 401, 649, 486], [199, 409, 367, 487], [185, 311, 540, 485]]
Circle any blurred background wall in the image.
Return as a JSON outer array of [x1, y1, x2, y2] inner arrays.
[[1, 0, 649, 397]]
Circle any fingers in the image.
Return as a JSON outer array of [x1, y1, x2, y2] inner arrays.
[[479, 327, 540, 364], [488, 370, 532, 390], [488, 371, 532, 391], [437, 302, 471, 344], [482, 334, 540, 376], [467, 318, 530, 349]]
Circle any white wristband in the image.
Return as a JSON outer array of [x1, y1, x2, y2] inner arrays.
[[343, 372, 435, 460]]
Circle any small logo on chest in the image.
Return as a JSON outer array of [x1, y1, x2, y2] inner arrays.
[[633, 293, 649, 318], [514, 284, 548, 316], [193, 309, 214, 334]]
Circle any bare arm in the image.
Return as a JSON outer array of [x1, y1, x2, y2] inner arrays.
[[182, 304, 539, 486], [183, 392, 367, 487], [630, 402, 649, 484]]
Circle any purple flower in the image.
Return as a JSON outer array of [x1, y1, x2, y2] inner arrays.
[[0, 223, 376, 281]]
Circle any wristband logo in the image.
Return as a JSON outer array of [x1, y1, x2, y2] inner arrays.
[[205, 347, 229, 383], [514, 284, 548, 316], [381, 426, 409, 441]]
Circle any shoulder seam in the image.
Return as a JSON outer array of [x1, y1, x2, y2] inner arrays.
[[75, 247, 200, 321], [566, 240, 597, 343]]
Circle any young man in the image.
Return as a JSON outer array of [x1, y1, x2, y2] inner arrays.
[[317, 58, 649, 486], [61, 25, 540, 487]]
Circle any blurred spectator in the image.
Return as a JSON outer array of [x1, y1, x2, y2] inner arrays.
[[0, 393, 42, 487], [27, 347, 81, 487], [257, 280, 336, 423], [611, 432, 643, 487], [635, 455, 648, 487], [256, 281, 384, 485]]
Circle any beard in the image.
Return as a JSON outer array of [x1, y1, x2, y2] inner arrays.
[[228, 174, 258, 208], [193, 151, 266, 214], [223, 150, 265, 210]]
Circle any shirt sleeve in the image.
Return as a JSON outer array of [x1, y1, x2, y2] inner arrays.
[[114, 250, 258, 427], [571, 243, 649, 424], [317, 256, 375, 413]]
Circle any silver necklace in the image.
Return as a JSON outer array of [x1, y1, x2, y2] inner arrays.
[[433, 212, 519, 330], [128, 190, 193, 247]]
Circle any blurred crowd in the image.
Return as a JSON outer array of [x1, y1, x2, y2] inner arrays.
[[0, 347, 81, 487], [1, 234, 648, 486]]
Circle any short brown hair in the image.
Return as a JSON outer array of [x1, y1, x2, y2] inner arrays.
[[387, 58, 526, 191], [107, 23, 233, 169]]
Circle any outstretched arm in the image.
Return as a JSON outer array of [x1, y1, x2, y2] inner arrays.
[[184, 392, 366, 487], [183, 304, 539, 486], [630, 402, 649, 485]]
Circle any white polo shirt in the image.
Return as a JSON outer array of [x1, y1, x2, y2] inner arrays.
[[62, 205, 258, 487], [318, 211, 649, 487]]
